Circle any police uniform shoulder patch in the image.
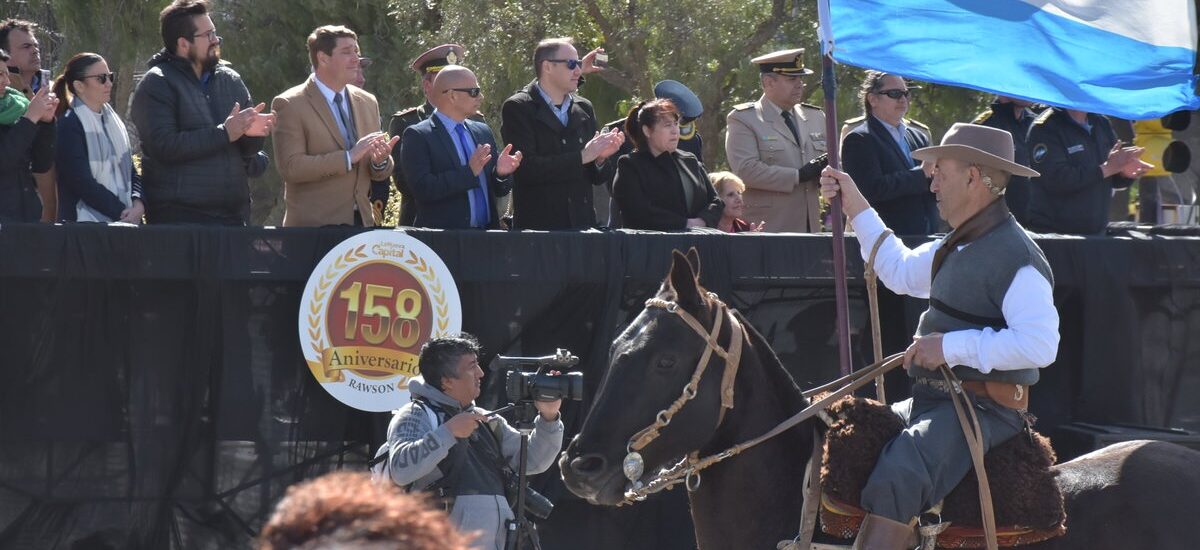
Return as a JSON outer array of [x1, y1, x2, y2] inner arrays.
[[1032, 108, 1055, 126], [1031, 143, 1049, 164], [733, 102, 754, 111], [972, 110, 993, 124]]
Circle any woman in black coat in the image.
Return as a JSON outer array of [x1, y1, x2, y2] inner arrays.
[[0, 48, 57, 223], [612, 99, 723, 230]]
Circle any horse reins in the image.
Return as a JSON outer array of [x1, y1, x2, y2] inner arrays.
[[618, 292, 907, 505]]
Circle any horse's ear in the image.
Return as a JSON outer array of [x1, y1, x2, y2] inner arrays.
[[668, 249, 701, 305], [684, 248, 701, 280]]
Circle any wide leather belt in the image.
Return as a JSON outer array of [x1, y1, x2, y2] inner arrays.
[[914, 376, 1029, 411]]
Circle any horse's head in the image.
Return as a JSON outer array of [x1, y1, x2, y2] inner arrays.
[[562, 248, 739, 505]]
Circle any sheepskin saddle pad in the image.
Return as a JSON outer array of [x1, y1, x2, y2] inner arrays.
[[817, 396, 1067, 548]]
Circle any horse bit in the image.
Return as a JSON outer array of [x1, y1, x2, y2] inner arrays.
[[619, 293, 746, 505]]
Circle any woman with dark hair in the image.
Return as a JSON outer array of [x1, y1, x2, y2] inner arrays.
[[0, 47, 57, 222], [53, 52, 144, 223], [612, 98, 723, 230]]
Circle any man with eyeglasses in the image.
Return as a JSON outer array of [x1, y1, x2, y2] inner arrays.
[[841, 71, 938, 236], [725, 48, 829, 233], [2, 19, 57, 221], [271, 25, 398, 227], [501, 37, 624, 230], [399, 66, 521, 229], [130, 0, 275, 225]]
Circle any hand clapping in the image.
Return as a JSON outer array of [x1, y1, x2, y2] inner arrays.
[[582, 128, 624, 164], [495, 143, 523, 177], [351, 132, 399, 165], [225, 102, 275, 141]]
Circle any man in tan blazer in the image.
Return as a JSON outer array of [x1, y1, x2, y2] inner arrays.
[[272, 25, 398, 226], [725, 48, 829, 233]]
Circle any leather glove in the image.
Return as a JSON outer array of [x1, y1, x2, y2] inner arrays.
[[798, 153, 829, 182]]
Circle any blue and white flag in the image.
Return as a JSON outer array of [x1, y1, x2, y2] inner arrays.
[[825, 0, 1200, 119]]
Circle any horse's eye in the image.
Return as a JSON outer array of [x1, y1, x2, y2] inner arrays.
[[656, 356, 676, 370]]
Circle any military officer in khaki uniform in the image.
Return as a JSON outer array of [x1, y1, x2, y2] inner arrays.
[[725, 48, 828, 233]]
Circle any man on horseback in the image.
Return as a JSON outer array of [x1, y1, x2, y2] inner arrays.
[[820, 123, 1059, 550]]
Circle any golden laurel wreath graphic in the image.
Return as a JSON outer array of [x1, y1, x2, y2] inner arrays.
[[304, 243, 449, 386]]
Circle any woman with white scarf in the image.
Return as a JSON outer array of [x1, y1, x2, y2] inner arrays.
[[54, 52, 144, 223]]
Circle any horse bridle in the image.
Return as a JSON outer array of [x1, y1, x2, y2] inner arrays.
[[619, 293, 745, 504], [617, 293, 906, 506]]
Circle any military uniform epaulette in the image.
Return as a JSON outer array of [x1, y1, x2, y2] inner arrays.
[[1032, 108, 1056, 126], [905, 118, 930, 131], [733, 102, 754, 111], [391, 105, 422, 119], [800, 102, 823, 111], [971, 110, 994, 125]]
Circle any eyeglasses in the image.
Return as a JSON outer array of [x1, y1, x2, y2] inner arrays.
[[192, 29, 219, 42], [83, 72, 116, 85], [874, 89, 912, 100], [443, 87, 482, 98], [547, 59, 583, 71]]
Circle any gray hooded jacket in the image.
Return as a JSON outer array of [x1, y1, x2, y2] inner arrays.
[[381, 378, 564, 550]]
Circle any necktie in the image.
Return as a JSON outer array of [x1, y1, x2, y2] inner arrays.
[[454, 123, 490, 227], [895, 126, 914, 167], [333, 93, 356, 147], [780, 110, 802, 145]]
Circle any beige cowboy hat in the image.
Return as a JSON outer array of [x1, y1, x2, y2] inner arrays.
[[911, 122, 1039, 178]]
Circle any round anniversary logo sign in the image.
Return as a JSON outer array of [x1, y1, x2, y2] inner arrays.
[[299, 231, 461, 412]]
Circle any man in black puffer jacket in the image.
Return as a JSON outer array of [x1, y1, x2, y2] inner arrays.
[[130, 0, 274, 225]]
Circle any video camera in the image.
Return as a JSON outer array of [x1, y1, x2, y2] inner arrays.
[[490, 349, 584, 404]]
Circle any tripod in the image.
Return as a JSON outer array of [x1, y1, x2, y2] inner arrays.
[[504, 402, 544, 550]]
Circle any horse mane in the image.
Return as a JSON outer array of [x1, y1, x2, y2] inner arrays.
[[731, 308, 809, 411]]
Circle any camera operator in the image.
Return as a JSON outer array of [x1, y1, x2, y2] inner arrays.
[[383, 334, 564, 550]]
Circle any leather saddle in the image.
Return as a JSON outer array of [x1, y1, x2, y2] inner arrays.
[[817, 396, 1066, 548]]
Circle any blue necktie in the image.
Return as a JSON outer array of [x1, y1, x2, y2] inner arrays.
[[333, 93, 356, 147], [895, 126, 914, 167], [454, 123, 490, 227]]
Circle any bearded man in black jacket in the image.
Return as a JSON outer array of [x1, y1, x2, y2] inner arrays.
[[130, 0, 275, 225]]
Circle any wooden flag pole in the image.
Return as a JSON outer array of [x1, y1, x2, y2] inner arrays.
[[821, 53, 853, 377]]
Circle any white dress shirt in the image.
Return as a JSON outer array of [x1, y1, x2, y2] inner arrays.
[[851, 208, 1060, 373]]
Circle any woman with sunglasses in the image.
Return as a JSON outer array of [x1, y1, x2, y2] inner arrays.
[[841, 70, 938, 236], [53, 52, 144, 223], [612, 99, 723, 231]]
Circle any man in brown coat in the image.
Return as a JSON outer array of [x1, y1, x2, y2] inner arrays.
[[725, 48, 829, 233], [272, 25, 398, 227]]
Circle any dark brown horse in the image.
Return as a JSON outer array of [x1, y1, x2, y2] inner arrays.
[[560, 249, 1200, 549]]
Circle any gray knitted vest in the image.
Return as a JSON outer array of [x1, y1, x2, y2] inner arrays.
[[913, 216, 1053, 384]]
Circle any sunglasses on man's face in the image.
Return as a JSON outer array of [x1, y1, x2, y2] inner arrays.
[[445, 87, 482, 98], [548, 58, 583, 71], [84, 73, 116, 85], [875, 89, 912, 100]]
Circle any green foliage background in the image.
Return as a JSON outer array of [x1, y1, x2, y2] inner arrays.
[[3, 0, 991, 225]]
